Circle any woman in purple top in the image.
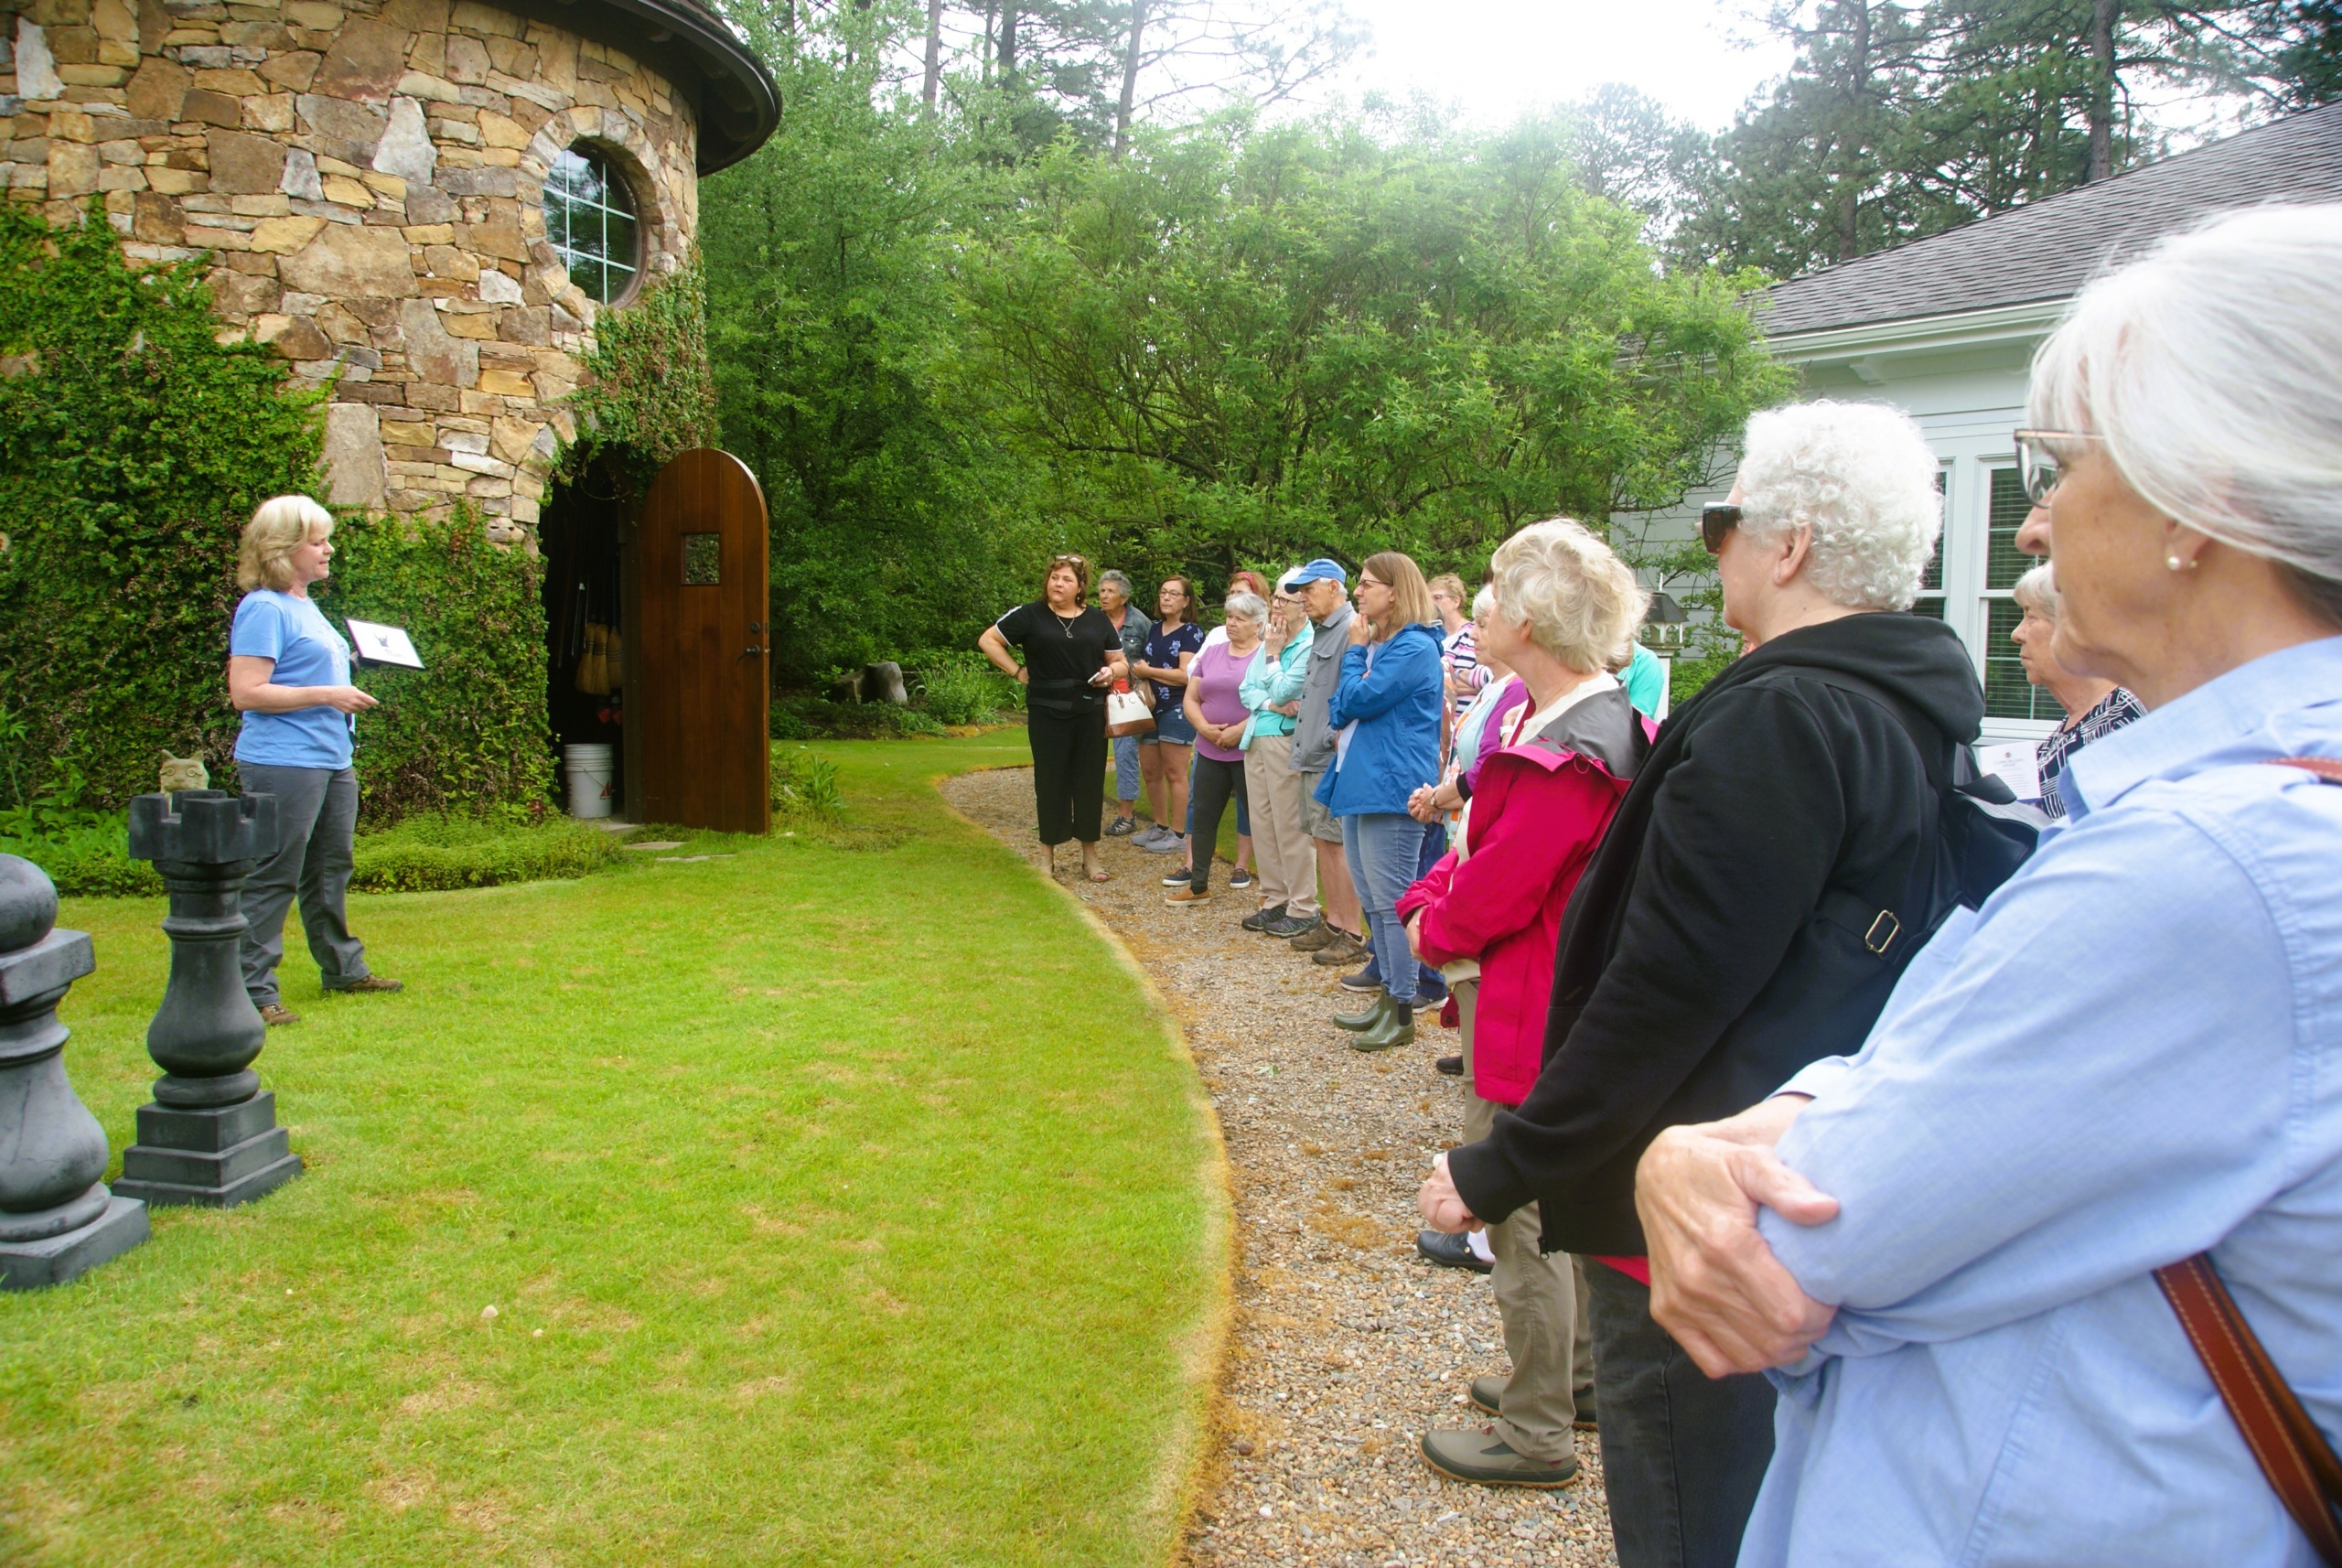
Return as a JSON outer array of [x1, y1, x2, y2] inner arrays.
[[1168, 591, 1269, 905]]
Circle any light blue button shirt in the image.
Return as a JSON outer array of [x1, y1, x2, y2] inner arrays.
[[1744, 636, 2342, 1568]]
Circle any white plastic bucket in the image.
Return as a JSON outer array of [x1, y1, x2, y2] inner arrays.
[[564, 743, 615, 820]]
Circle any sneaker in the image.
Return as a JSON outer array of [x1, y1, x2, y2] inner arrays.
[[1435, 1053, 1464, 1077], [1339, 962, 1383, 993], [1162, 869, 1192, 887], [1141, 830, 1186, 854], [1288, 920, 1338, 952], [1241, 904, 1288, 932], [257, 1003, 300, 1026], [1106, 815, 1138, 837], [1265, 912, 1320, 939], [1230, 867, 1254, 889], [1164, 886, 1211, 906], [1420, 1426, 1578, 1488], [1412, 990, 1445, 1012], [1416, 975, 1449, 1008], [1311, 929, 1367, 965], [328, 975, 403, 994], [1468, 1375, 1505, 1415], [1417, 1229, 1491, 1274]]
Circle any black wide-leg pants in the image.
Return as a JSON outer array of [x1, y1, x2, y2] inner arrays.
[[1027, 703, 1108, 846]]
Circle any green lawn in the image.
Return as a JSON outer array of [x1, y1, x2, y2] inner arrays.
[[0, 736, 1228, 1567]]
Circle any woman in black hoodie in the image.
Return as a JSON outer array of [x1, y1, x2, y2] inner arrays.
[[1417, 402, 1985, 1565]]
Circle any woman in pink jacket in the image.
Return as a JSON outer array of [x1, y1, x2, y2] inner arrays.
[[1397, 518, 1653, 1491]]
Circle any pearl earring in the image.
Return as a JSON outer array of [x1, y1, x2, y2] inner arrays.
[[2167, 556, 2184, 570]]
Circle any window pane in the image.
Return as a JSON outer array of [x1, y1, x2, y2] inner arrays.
[[1986, 467, 2031, 590], [1983, 598, 2068, 721], [1908, 596, 1946, 621], [682, 532, 721, 585], [1923, 468, 1945, 592], [543, 145, 641, 306]]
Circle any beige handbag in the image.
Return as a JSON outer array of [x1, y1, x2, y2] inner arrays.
[[1106, 682, 1155, 737]]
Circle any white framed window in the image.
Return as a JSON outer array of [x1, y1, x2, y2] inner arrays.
[[543, 145, 641, 306]]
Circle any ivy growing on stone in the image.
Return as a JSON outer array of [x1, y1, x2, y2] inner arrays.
[[0, 199, 324, 811], [0, 201, 552, 821], [558, 258, 721, 490]]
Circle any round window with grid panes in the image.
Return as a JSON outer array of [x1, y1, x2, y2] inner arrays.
[[543, 145, 641, 306]]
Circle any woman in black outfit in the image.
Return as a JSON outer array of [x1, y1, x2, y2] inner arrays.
[[979, 553, 1129, 882]]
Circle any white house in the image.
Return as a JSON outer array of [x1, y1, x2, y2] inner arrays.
[[1703, 102, 2342, 743]]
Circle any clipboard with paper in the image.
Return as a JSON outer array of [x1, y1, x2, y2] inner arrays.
[[346, 618, 424, 671]]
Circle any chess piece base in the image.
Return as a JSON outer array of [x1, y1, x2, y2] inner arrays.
[[0, 1192, 150, 1290]]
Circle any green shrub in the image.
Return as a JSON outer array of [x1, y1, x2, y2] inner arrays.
[[0, 199, 323, 811], [772, 692, 949, 740], [349, 811, 622, 893], [326, 508, 553, 824], [770, 746, 844, 818], [0, 807, 163, 897], [911, 650, 1021, 725]]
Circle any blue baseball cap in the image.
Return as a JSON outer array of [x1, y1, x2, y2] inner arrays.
[[1289, 558, 1348, 587]]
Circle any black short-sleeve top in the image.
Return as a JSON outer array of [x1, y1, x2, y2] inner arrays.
[[994, 602, 1119, 715]]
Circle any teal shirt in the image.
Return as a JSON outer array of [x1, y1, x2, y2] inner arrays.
[[1236, 624, 1314, 746], [1623, 642, 1666, 719]]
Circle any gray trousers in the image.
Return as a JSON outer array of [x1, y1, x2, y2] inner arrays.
[[1458, 979, 1593, 1463], [237, 762, 371, 1005]]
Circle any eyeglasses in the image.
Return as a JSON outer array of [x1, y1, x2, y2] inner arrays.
[[1700, 504, 1741, 554], [1049, 553, 1089, 569], [2012, 429, 2105, 504]]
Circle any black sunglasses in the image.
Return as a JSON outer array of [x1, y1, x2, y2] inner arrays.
[[1701, 504, 1742, 554]]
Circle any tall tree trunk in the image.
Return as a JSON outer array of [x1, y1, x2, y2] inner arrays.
[[2088, 0, 2119, 180], [1113, 0, 1148, 160], [998, 3, 1019, 78], [1835, 0, 1872, 263], [922, 0, 945, 113], [980, 0, 995, 84]]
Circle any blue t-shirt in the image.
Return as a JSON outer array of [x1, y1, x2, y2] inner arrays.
[[1141, 620, 1206, 710], [231, 590, 355, 769]]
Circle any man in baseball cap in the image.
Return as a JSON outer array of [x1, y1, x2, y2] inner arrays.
[[1284, 557, 1369, 965]]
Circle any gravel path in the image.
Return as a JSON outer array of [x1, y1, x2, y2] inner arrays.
[[940, 768, 1617, 1568]]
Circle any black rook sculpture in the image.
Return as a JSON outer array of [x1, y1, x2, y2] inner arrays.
[[0, 854, 151, 1290], [114, 790, 303, 1208]]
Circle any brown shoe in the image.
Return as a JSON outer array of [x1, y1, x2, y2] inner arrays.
[[1288, 920, 1338, 952], [1163, 886, 1212, 906], [258, 1004, 300, 1026], [329, 975, 403, 994], [1311, 930, 1367, 965]]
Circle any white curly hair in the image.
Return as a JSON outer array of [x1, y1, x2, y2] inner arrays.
[[1735, 400, 1942, 611]]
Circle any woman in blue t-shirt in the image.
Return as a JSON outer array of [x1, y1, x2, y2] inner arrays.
[[225, 496, 402, 1026]]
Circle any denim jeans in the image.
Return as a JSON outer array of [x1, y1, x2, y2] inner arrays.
[[237, 761, 371, 1006], [1339, 811, 1423, 1003], [1112, 734, 1142, 806], [1584, 1260, 1777, 1568]]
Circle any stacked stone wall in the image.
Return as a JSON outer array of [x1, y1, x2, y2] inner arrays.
[[1, 0, 699, 542]]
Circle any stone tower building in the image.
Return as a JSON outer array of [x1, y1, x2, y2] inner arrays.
[[0, 0, 775, 542]]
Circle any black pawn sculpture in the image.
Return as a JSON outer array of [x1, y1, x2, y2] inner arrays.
[[114, 790, 303, 1208], [0, 854, 151, 1290]]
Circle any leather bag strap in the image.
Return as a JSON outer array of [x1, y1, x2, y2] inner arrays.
[[2155, 1256, 2342, 1564], [2156, 757, 2342, 1562]]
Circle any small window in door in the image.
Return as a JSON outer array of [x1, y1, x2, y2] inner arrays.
[[682, 532, 721, 585]]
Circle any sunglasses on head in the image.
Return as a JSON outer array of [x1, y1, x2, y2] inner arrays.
[[1701, 504, 1741, 554]]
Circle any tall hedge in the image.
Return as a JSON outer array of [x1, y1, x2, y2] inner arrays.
[[0, 200, 323, 810], [325, 510, 551, 823], [0, 201, 550, 820]]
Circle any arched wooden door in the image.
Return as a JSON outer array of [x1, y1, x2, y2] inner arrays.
[[632, 448, 770, 833]]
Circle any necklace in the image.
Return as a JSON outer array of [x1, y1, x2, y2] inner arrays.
[[1050, 606, 1080, 636]]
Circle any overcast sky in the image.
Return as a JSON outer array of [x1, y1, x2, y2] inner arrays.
[[1323, 0, 1797, 132]]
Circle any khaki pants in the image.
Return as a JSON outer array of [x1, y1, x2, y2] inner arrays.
[[1243, 732, 1317, 918], [1458, 978, 1593, 1463]]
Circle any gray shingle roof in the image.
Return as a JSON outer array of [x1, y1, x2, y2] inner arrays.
[[1760, 102, 2342, 338]]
